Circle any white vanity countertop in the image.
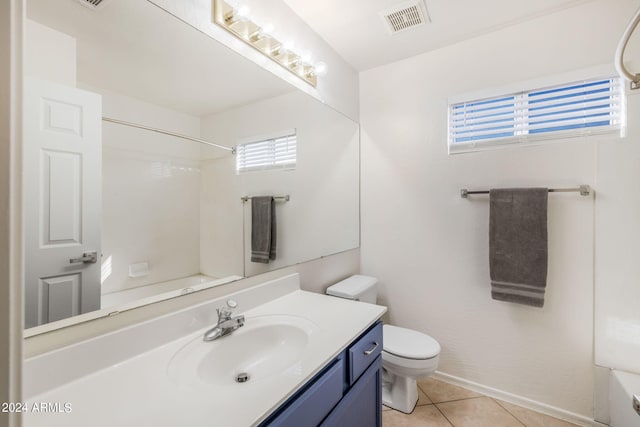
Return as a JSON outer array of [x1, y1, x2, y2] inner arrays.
[[23, 287, 385, 427]]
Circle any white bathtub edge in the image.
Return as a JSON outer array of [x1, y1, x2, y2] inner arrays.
[[610, 369, 640, 427]]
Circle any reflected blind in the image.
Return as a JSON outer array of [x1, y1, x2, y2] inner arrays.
[[236, 131, 297, 173], [449, 76, 625, 153]]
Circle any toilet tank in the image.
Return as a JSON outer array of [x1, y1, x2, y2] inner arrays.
[[326, 275, 378, 304]]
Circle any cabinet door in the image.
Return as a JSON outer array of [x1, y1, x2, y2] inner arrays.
[[262, 358, 344, 427], [321, 355, 382, 427]]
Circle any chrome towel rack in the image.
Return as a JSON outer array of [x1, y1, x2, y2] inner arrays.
[[460, 185, 591, 198], [241, 195, 290, 203]]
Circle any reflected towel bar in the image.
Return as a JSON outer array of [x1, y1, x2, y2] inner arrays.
[[241, 195, 290, 203], [460, 185, 591, 198]]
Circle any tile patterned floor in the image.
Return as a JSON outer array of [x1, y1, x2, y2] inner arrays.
[[382, 378, 581, 427]]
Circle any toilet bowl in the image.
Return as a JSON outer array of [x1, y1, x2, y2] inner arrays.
[[381, 324, 440, 413], [326, 275, 441, 414]]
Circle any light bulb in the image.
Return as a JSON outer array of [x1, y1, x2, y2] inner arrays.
[[313, 61, 328, 76], [234, 4, 251, 21], [300, 51, 313, 65], [282, 40, 296, 53], [260, 23, 275, 37]]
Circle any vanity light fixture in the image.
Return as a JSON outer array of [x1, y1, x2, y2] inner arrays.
[[213, 0, 325, 87]]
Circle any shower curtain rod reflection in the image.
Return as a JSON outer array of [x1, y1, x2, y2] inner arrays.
[[102, 117, 234, 152]]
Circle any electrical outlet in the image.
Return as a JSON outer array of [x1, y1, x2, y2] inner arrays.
[[633, 394, 640, 416]]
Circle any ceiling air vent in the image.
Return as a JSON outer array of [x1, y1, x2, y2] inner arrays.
[[379, 0, 431, 35], [75, 0, 111, 10]]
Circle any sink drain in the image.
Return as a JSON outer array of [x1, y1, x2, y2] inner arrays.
[[236, 372, 250, 383]]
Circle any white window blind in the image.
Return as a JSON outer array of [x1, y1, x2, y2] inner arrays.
[[236, 130, 296, 173], [448, 76, 625, 154]]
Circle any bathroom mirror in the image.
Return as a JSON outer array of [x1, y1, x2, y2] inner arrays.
[[23, 0, 359, 334]]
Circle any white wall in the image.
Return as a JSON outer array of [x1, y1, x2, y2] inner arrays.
[[91, 88, 203, 294], [199, 91, 359, 278], [148, 0, 360, 121], [594, 50, 640, 373], [24, 20, 76, 86], [360, 0, 640, 418]]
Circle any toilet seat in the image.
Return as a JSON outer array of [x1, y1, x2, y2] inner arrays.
[[383, 324, 440, 360]]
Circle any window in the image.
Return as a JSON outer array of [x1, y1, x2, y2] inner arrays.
[[235, 130, 296, 173], [448, 76, 625, 154]]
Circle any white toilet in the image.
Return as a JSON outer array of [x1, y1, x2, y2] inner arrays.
[[326, 275, 441, 414]]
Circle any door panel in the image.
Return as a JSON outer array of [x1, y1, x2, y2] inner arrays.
[[41, 150, 82, 246], [39, 274, 81, 323], [42, 97, 84, 136]]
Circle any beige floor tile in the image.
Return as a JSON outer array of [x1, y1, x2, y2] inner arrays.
[[383, 404, 392, 411], [382, 405, 453, 427], [418, 386, 433, 406], [418, 378, 482, 403], [496, 400, 580, 427], [436, 397, 523, 427]]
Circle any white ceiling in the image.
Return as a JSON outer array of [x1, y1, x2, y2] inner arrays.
[[25, 0, 600, 112], [282, 0, 595, 71], [27, 0, 295, 116]]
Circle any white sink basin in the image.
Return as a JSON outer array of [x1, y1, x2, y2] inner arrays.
[[167, 314, 318, 388]]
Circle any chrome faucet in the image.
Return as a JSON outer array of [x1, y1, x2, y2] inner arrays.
[[203, 299, 245, 341]]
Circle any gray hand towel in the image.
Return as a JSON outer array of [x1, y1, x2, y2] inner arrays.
[[489, 188, 548, 307], [251, 196, 277, 263]]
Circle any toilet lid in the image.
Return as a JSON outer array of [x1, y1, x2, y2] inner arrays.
[[383, 324, 441, 360]]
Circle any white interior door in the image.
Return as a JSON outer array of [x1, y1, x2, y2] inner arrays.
[[24, 78, 102, 329]]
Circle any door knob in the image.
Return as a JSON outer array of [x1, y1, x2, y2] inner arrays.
[[69, 251, 98, 264]]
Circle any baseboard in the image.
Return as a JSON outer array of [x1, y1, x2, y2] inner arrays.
[[432, 371, 607, 427]]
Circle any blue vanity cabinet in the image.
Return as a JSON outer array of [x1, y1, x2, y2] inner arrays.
[[260, 321, 383, 427], [347, 320, 383, 385], [320, 355, 382, 427]]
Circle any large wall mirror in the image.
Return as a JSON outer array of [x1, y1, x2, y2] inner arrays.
[[24, 0, 359, 335]]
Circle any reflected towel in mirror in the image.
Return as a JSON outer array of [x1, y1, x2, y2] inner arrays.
[[251, 196, 277, 263]]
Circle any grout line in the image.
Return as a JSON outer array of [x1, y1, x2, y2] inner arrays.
[[416, 388, 433, 406], [418, 381, 484, 405], [383, 398, 450, 424], [417, 383, 434, 403], [428, 395, 486, 405], [432, 403, 455, 426], [493, 398, 527, 426]]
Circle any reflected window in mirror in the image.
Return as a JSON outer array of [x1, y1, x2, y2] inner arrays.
[[236, 130, 297, 174]]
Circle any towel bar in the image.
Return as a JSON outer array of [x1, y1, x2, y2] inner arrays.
[[241, 195, 290, 202], [460, 185, 591, 198]]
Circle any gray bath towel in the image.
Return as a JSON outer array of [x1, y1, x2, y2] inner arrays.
[[489, 188, 548, 307], [251, 196, 277, 263]]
